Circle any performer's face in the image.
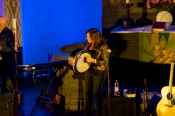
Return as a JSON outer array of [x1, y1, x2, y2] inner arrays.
[[86, 33, 94, 44], [0, 17, 7, 32]]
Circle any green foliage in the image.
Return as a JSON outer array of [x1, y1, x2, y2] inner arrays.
[[137, 1, 175, 12], [150, 2, 175, 12]]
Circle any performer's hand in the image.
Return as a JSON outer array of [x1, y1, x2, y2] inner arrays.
[[85, 56, 96, 64], [85, 57, 92, 63]]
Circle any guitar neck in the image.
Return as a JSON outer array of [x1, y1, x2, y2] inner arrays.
[[168, 62, 174, 93]]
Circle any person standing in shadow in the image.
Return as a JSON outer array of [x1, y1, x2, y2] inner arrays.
[[83, 28, 109, 116], [0, 16, 15, 94]]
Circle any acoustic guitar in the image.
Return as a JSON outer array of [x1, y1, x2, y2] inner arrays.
[[156, 55, 175, 116]]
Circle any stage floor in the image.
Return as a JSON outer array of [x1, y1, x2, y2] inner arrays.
[[17, 81, 162, 116]]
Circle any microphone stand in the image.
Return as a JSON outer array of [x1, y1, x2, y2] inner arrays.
[[107, 49, 111, 116], [12, 17, 23, 105], [14, 49, 23, 105]]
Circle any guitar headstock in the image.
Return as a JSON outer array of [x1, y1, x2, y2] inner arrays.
[[170, 51, 175, 63]]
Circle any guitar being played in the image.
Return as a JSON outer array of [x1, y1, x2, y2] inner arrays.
[[156, 51, 175, 116]]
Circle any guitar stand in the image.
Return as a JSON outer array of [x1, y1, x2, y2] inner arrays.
[[143, 79, 149, 116], [25, 66, 62, 116]]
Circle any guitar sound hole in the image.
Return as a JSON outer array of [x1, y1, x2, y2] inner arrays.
[[167, 93, 173, 100]]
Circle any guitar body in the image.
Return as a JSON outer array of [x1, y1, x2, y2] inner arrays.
[[156, 86, 175, 116]]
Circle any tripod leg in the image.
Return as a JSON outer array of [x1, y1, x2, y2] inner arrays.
[[29, 70, 43, 116], [29, 92, 44, 116]]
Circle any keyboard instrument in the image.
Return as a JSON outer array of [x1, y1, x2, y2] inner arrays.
[[15, 60, 68, 71]]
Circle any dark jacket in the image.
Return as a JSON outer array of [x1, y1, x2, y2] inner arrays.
[[84, 41, 109, 71], [0, 27, 14, 53]]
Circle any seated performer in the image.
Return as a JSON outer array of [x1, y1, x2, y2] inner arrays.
[[0, 16, 15, 94]]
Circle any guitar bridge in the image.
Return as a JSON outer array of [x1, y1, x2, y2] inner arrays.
[[165, 104, 173, 108]]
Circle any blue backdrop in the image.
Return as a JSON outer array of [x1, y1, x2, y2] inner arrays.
[[20, 0, 102, 64]]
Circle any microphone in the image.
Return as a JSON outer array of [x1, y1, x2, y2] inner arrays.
[[107, 49, 111, 58], [107, 49, 111, 53]]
